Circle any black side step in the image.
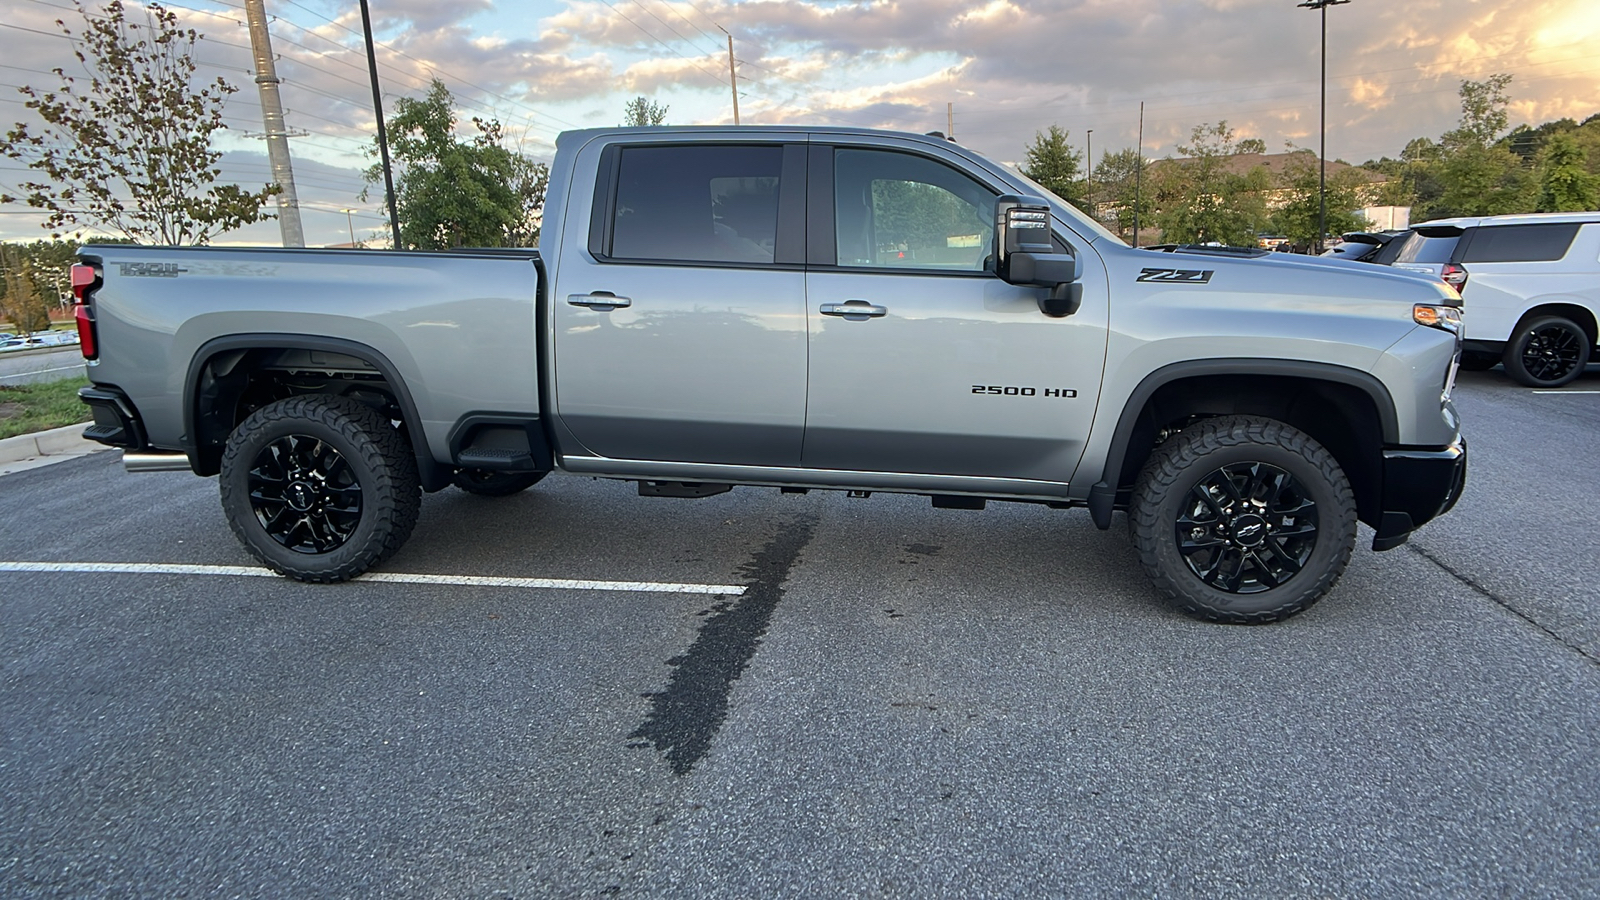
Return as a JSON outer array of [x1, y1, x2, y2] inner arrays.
[[455, 447, 535, 470], [638, 481, 733, 499]]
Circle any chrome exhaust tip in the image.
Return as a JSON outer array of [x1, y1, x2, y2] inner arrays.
[[122, 452, 192, 473]]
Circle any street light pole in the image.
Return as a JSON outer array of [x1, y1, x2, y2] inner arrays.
[[1298, 0, 1349, 254], [1085, 129, 1094, 220]]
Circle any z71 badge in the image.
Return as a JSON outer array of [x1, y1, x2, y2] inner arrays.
[[1137, 267, 1213, 284]]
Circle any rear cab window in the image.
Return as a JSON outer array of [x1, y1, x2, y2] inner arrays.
[[600, 144, 789, 265]]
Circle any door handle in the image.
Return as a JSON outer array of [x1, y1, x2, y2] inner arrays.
[[567, 291, 632, 309], [819, 300, 887, 319]]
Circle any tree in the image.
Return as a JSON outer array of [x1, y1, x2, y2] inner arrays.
[[1429, 75, 1530, 218], [1020, 125, 1085, 208], [0, 245, 54, 334], [366, 79, 548, 250], [1271, 149, 1373, 245], [0, 1, 277, 243], [1091, 148, 1152, 243], [1535, 132, 1599, 212], [623, 96, 669, 127], [1153, 121, 1271, 246]]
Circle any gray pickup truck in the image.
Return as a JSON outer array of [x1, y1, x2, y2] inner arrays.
[[71, 126, 1466, 623]]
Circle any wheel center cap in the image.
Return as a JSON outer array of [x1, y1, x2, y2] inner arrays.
[[1231, 514, 1268, 547], [286, 481, 317, 512]]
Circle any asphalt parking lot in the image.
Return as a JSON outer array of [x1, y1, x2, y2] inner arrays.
[[2, 367, 1597, 898]]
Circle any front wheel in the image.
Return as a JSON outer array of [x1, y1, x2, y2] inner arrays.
[[220, 395, 420, 582], [1130, 416, 1357, 624], [1502, 315, 1591, 388]]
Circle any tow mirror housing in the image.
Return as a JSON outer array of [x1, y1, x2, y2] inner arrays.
[[994, 194, 1082, 317]]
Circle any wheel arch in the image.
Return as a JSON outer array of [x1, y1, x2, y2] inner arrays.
[[184, 334, 448, 491], [1513, 302, 1599, 347], [1085, 359, 1398, 530]]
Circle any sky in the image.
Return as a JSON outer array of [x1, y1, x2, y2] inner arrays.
[[2, 0, 1598, 246]]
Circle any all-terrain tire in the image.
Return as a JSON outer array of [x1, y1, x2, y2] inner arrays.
[[220, 394, 421, 582], [1130, 416, 1357, 624], [1502, 315, 1591, 388], [451, 469, 547, 497]]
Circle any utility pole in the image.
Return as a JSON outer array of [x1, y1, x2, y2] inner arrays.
[[717, 26, 739, 125], [1085, 129, 1094, 221], [1298, 0, 1350, 253], [359, 0, 401, 249], [1134, 102, 1144, 247], [947, 102, 954, 141], [342, 208, 357, 247], [243, 0, 304, 247]]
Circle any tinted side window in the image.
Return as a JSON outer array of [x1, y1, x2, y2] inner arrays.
[[1395, 232, 1461, 265], [834, 148, 996, 271], [1460, 223, 1581, 263], [1368, 233, 1410, 265], [610, 145, 782, 264]]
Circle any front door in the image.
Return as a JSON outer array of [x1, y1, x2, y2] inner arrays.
[[552, 141, 808, 466], [803, 145, 1108, 484]]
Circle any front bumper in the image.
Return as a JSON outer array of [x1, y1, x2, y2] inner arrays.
[[1371, 436, 1467, 551]]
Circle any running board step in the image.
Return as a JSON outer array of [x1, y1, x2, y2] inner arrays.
[[638, 481, 733, 499]]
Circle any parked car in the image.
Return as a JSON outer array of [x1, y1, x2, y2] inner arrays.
[[1321, 230, 1408, 263], [71, 125, 1465, 624], [1379, 212, 1600, 387]]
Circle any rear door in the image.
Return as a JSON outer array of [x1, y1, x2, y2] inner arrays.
[[550, 138, 808, 466], [801, 142, 1109, 485]]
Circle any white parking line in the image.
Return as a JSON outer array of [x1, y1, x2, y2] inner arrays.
[[1532, 390, 1600, 394], [0, 364, 86, 382], [0, 561, 746, 595]]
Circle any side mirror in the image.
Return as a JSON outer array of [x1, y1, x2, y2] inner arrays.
[[994, 194, 1082, 317]]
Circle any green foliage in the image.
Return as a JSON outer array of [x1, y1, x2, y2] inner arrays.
[[0, 376, 92, 441], [1270, 150, 1373, 245], [0, 1, 277, 243], [1020, 125, 1085, 208], [1092, 148, 1152, 243], [0, 244, 54, 334], [622, 96, 669, 127], [1153, 122, 1270, 246], [869, 180, 988, 264], [366, 79, 549, 249], [1535, 133, 1599, 212]]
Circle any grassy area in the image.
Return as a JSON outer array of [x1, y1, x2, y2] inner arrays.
[[0, 375, 91, 440]]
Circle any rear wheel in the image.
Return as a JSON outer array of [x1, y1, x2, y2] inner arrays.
[[220, 395, 420, 582], [1502, 316, 1590, 388], [451, 468, 546, 496], [1130, 416, 1357, 624]]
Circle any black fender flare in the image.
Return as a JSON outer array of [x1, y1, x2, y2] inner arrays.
[[183, 334, 447, 491], [1080, 358, 1399, 528]]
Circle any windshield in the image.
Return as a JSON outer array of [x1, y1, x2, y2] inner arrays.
[[988, 158, 1127, 246]]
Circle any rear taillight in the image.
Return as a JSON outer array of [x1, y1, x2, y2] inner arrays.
[[1440, 263, 1468, 294], [71, 262, 99, 360]]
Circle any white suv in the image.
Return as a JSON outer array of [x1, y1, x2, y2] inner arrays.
[[1389, 212, 1599, 388]]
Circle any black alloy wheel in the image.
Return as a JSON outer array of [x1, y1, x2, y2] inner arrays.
[[1130, 415, 1357, 624], [248, 433, 363, 553], [1174, 462, 1318, 594], [220, 394, 420, 582], [1504, 315, 1591, 388]]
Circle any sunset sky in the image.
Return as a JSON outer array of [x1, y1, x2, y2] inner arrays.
[[2, 0, 1598, 245]]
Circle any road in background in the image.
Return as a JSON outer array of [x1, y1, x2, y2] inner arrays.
[[0, 346, 86, 385], [1, 369, 1596, 897]]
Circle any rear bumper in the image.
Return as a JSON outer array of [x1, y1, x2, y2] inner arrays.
[[78, 385, 147, 449], [1371, 436, 1467, 551]]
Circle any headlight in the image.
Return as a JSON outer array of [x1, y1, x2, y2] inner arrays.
[[1414, 304, 1462, 333]]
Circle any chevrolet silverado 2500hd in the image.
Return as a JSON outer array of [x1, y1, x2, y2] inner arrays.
[[71, 126, 1466, 623]]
